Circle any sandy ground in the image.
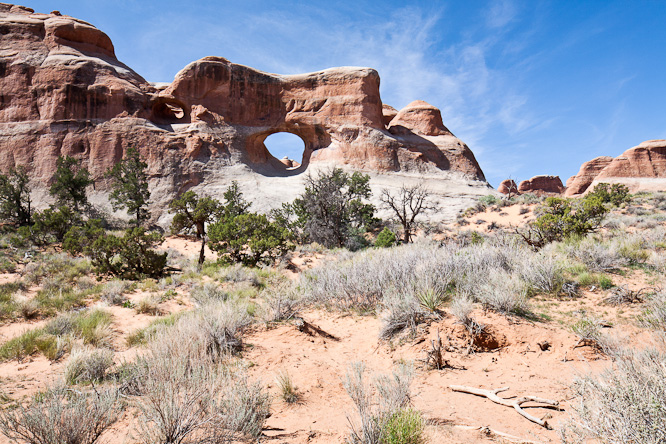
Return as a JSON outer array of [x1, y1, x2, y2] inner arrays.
[[0, 222, 657, 443]]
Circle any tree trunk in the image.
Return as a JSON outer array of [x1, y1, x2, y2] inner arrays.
[[198, 238, 206, 266]]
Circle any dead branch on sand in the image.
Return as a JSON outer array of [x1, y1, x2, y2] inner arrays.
[[450, 385, 559, 429]]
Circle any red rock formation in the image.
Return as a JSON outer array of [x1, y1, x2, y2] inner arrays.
[[0, 4, 490, 222], [497, 179, 518, 195], [518, 176, 565, 194], [381, 104, 398, 127], [567, 140, 666, 196], [564, 156, 614, 196]]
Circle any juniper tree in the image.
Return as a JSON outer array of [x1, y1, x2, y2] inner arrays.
[[0, 166, 32, 227], [50, 156, 93, 214], [105, 148, 150, 227]]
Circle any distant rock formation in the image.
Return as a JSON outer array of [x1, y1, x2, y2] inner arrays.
[[0, 4, 492, 224], [566, 140, 666, 196], [518, 176, 565, 194], [564, 156, 614, 196]]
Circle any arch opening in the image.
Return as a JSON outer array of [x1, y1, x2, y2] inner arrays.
[[151, 98, 188, 124], [263, 132, 306, 169]]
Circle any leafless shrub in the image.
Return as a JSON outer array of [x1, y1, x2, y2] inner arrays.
[[518, 252, 564, 294], [450, 295, 484, 337], [0, 385, 117, 444], [603, 286, 650, 305], [216, 264, 261, 287], [641, 290, 666, 330], [261, 283, 300, 323], [148, 301, 251, 363], [191, 282, 228, 306], [343, 362, 415, 444], [562, 347, 666, 444], [565, 237, 626, 272], [133, 356, 269, 444], [474, 270, 528, 315], [64, 347, 114, 385], [379, 290, 427, 341]]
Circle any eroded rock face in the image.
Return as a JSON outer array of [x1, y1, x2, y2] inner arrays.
[[564, 156, 614, 196], [567, 140, 666, 195], [0, 4, 491, 223], [518, 175, 565, 194], [497, 179, 518, 195]]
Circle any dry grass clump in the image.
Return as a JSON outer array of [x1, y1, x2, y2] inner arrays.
[[132, 310, 269, 444], [275, 370, 299, 403], [562, 347, 666, 444], [0, 308, 112, 362], [134, 295, 161, 316], [518, 251, 564, 294], [260, 282, 300, 323], [100, 279, 132, 305], [379, 290, 428, 341], [64, 346, 115, 384], [216, 263, 262, 287], [343, 362, 425, 444], [191, 282, 228, 305], [474, 270, 529, 315], [0, 385, 117, 444]]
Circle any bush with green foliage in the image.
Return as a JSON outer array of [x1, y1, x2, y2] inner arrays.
[[0, 166, 32, 227], [64, 225, 166, 279], [50, 156, 93, 213], [294, 168, 377, 249], [518, 196, 608, 249], [208, 212, 293, 266], [221, 180, 251, 220], [105, 147, 151, 227], [375, 227, 398, 248], [587, 182, 631, 206], [19, 206, 79, 245]]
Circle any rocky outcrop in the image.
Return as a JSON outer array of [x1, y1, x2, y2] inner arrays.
[[518, 176, 565, 194], [567, 140, 666, 196], [0, 4, 492, 224], [497, 179, 518, 195], [564, 156, 614, 196]]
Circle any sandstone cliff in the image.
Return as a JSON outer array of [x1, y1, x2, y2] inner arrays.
[[0, 4, 492, 224], [566, 140, 666, 196]]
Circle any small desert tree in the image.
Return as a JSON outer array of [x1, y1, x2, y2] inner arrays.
[[169, 191, 222, 265], [49, 156, 93, 214], [295, 168, 376, 249], [0, 166, 32, 227], [380, 183, 434, 243], [105, 147, 150, 227], [221, 181, 251, 220]]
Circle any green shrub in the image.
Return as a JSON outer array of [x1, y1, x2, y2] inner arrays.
[[375, 227, 398, 248], [381, 408, 426, 444], [65, 226, 166, 279], [518, 196, 608, 249], [587, 182, 631, 206], [478, 194, 500, 206], [599, 275, 614, 290], [20, 206, 79, 245], [208, 212, 293, 266]]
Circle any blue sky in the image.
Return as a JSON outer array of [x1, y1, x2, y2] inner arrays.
[[20, 0, 666, 187]]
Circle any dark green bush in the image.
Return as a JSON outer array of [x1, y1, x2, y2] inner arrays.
[[518, 196, 608, 249], [208, 212, 293, 266], [64, 225, 166, 279], [20, 206, 80, 245], [587, 182, 631, 206], [375, 227, 398, 248]]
